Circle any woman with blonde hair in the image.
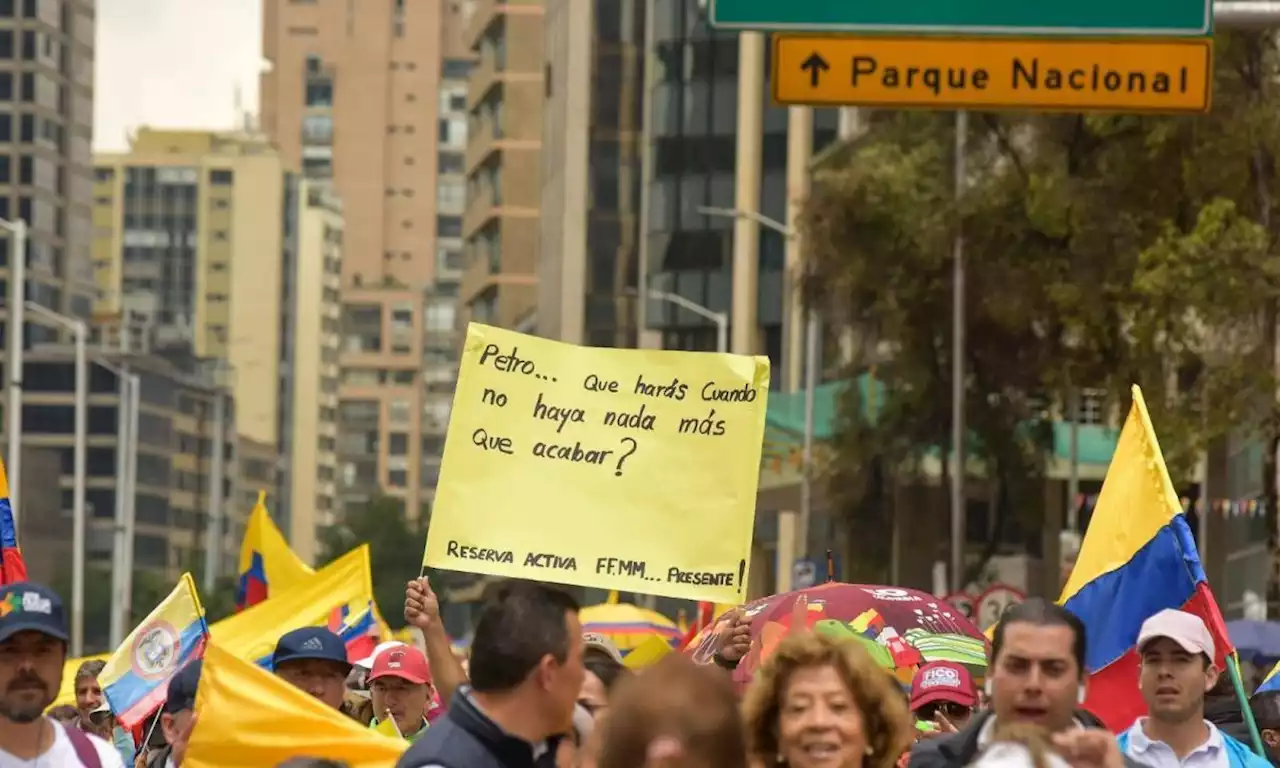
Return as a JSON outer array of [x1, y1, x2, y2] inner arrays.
[[743, 631, 914, 768], [596, 653, 746, 768]]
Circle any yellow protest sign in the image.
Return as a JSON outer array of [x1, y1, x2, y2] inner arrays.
[[423, 323, 770, 603]]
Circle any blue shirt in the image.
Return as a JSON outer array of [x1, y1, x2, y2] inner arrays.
[[1119, 719, 1268, 768]]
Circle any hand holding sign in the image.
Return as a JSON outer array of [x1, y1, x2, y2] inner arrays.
[[423, 324, 771, 603]]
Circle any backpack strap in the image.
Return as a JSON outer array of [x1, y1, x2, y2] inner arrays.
[[62, 723, 103, 768]]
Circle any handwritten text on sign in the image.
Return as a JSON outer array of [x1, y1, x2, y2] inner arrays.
[[422, 324, 770, 603]]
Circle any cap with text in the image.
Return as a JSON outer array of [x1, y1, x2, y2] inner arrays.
[[909, 661, 977, 710], [582, 632, 624, 665], [369, 645, 431, 686], [0, 582, 67, 644], [1137, 608, 1215, 661]]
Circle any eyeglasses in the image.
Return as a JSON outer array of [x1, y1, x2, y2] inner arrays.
[[917, 702, 972, 721]]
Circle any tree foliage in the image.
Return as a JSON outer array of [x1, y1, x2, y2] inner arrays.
[[318, 496, 432, 630], [802, 31, 1280, 583]]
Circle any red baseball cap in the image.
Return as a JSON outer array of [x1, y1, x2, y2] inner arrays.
[[369, 645, 431, 686], [909, 662, 977, 710]]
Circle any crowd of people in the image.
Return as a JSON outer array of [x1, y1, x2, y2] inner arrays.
[[4, 575, 1280, 768]]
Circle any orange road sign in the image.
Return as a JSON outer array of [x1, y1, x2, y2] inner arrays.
[[772, 35, 1212, 114]]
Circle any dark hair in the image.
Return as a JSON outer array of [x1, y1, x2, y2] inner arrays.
[[990, 599, 1087, 679], [585, 652, 628, 692], [469, 580, 580, 693], [1252, 691, 1280, 730], [74, 659, 106, 682]]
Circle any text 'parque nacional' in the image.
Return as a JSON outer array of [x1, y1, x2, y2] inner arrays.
[[420, 323, 771, 604], [772, 35, 1213, 114]]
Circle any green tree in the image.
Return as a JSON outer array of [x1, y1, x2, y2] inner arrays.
[[802, 31, 1280, 585], [318, 496, 431, 630]]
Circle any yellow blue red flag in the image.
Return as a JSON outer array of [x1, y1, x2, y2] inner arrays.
[[236, 491, 313, 609], [1058, 385, 1231, 732], [100, 573, 208, 727], [0, 458, 26, 584]]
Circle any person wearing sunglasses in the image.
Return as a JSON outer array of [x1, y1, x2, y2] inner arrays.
[[909, 661, 979, 736]]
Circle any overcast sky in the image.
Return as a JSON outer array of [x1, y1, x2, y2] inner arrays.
[[95, 0, 263, 151]]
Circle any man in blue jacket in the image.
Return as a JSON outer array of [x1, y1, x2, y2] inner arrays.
[[1118, 609, 1269, 768]]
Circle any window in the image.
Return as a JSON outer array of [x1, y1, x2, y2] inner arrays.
[[0, 30, 12, 58], [302, 114, 332, 142], [436, 216, 462, 238], [209, 169, 233, 185], [388, 469, 407, 487], [0, 0, 11, 17], [388, 433, 409, 455], [388, 399, 410, 424], [437, 179, 465, 210], [305, 79, 333, 107], [0, 73, 11, 100], [305, 54, 323, 74], [18, 154, 29, 184], [20, 30, 30, 61], [0, 155, 9, 183], [0, 114, 11, 141], [425, 300, 455, 332], [442, 59, 471, 79], [438, 153, 464, 174], [19, 72, 31, 101]]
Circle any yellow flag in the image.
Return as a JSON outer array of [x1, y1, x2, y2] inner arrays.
[[237, 490, 314, 605], [622, 636, 673, 670], [186, 643, 406, 767], [212, 545, 375, 665], [373, 716, 406, 741]]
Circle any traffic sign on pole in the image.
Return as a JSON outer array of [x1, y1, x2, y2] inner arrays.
[[709, 0, 1213, 37], [772, 36, 1213, 114]]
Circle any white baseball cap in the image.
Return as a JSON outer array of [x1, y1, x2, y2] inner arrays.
[[355, 640, 406, 670], [1137, 609, 1215, 660]]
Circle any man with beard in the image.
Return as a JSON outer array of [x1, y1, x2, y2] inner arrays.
[[1118, 610, 1269, 768], [0, 582, 123, 766]]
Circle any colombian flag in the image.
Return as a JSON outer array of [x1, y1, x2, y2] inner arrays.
[[329, 601, 378, 664], [101, 573, 209, 727], [0, 459, 26, 584], [236, 491, 313, 610], [1058, 386, 1230, 732]]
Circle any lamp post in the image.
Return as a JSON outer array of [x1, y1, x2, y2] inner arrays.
[[695, 206, 819, 566], [640, 289, 729, 353], [94, 358, 138, 649], [3, 219, 26, 519], [23, 303, 85, 656]]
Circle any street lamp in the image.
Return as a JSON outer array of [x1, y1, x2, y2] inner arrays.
[[695, 206, 820, 569], [93, 357, 138, 650], [22, 303, 85, 656], [637, 288, 729, 354], [3, 219, 27, 518]]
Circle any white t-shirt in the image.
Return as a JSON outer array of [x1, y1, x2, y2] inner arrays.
[[0, 721, 124, 768]]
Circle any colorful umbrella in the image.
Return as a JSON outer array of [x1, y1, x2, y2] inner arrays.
[[580, 602, 681, 653], [686, 583, 989, 686]]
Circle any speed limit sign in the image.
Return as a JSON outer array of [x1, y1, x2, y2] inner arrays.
[[943, 592, 976, 620]]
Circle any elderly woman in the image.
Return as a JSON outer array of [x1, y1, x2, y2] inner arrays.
[[743, 631, 914, 768]]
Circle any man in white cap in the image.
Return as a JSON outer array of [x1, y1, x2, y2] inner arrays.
[[1117, 609, 1268, 768]]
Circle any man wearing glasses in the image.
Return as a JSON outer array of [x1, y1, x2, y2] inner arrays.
[[910, 661, 979, 734]]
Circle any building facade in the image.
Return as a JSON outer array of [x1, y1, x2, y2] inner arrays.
[[460, 0, 543, 333], [261, 0, 474, 518], [90, 129, 333, 554], [537, 0, 644, 346]]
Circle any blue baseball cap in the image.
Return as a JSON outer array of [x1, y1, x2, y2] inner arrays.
[[271, 627, 351, 671], [164, 659, 202, 714], [0, 582, 68, 644]]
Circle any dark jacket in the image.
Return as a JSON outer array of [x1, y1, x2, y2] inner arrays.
[[396, 689, 560, 768], [1207, 690, 1256, 745], [907, 710, 1143, 768]]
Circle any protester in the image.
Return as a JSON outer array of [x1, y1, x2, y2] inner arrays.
[[596, 653, 745, 768], [1116, 609, 1268, 768], [397, 579, 585, 768], [0, 581, 123, 765], [581, 633, 628, 716], [152, 660, 202, 768], [73, 658, 137, 765], [368, 644, 433, 742], [271, 626, 352, 710], [908, 599, 1122, 768], [710, 608, 752, 670], [908, 661, 978, 732], [743, 630, 913, 768], [1250, 690, 1280, 766]]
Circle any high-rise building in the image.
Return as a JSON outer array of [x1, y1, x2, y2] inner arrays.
[[538, 1, 644, 346], [261, 0, 474, 517], [90, 129, 334, 560], [460, 1, 543, 332], [0, 0, 96, 352]]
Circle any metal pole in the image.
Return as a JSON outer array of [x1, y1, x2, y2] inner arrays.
[[70, 321, 85, 657], [1066, 387, 1080, 532], [1215, 2, 1280, 26], [205, 391, 226, 590], [6, 221, 24, 519], [799, 311, 820, 564], [950, 110, 968, 593], [784, 107, 813, 393], [731, 32, 764, 355], [715, 314, 728, 354], [121, 373, 139, 625], [109, 367, 129, 649]]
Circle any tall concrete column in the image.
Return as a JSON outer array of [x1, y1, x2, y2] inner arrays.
[[731, 32, 764, 356], [784, 107, 813, 393]]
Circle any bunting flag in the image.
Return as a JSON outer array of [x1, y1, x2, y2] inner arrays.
[[100, 573, 209, 728], [1057, 386, 1232, 732], [185, 643, 406, 767], [1070, 492, 1267, 519], [0, 458, 27, 584], [236, 491, 313, 610]]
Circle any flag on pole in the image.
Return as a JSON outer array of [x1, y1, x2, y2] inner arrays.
[[236, 491, 312, 610], [0, 458, 27, 584]]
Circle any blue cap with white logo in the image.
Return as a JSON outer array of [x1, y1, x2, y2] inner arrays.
[[271, 626, 351, 671], [0, 582, 67, 644]]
